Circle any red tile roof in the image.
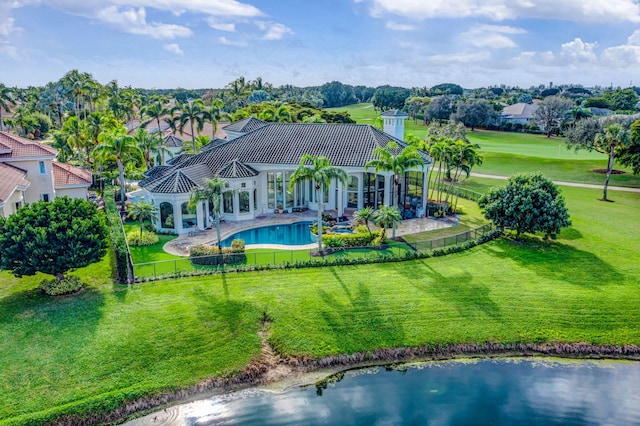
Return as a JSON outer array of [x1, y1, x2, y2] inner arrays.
[[0, 132, 57, 158], [53, 162, 92, 187], [0, 163, 29, 202]]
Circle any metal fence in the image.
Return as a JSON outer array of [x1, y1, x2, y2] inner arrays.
[[132, 223, 495, 282]]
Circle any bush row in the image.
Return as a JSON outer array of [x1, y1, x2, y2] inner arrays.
[[189, 240, 246, 266], [322, 230, 384, 248], [104, 186, 133, 283], [126, 230, 159, 247]]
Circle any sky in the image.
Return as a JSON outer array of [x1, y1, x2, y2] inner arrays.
[[1, 0, 640, 89]]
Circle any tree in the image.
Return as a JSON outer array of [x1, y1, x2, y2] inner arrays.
[[479, 173, 571, 240], [372, 205, 402, 239], [320, 81, 357, 108], [141, 99, 169, 164], [290, 155, 347, 253], [353, 206, 374, 235], [372, 86, 411, 111], [424, 96, 455, 123], [0, 197, 108, 281], [128, 201, 159, 237], [534, 96, 574, 137], [566, 119, 631, 201], [180, 135, 209, 155], [190, 177, 226, 249], [618, 120, 640, 174], [405, 97, 431, 123], [172, 99, 205, 154], [202, 99, 230, 140], [603, 88, 638, 112], [93, 129, 143, 212], [132, 128, 169, 169], [450, 99, 498, 131], [430, 83, 463, 96], [0, 84, 15, 131], [365, 141, 424, 209]]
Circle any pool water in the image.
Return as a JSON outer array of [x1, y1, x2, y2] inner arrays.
[[221, 221, 316, 247]]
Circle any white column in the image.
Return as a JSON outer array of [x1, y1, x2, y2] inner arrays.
[[173, 200, 183, 233], [385, 174, 393, 206], [337, 180, 344, 217], [196, 200, 204, 230], [421, 170, 429, 217]]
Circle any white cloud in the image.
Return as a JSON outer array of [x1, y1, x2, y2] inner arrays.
[[559, 38, 597, 62], [385, 21, 414, 31], [428, 51, 491, 64], [163, 42, 183, 54], [460, 24, 526, 48], [216, 36, 247, 47], [362, 0, 640, 23], [260, 22, 293, 40], [206, 17, 235, 32], [95, 6, 192, 39]]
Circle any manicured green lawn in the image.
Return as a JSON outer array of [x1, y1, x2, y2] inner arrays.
[[1, 182, 639, 423], [124, 221, 181, 263]]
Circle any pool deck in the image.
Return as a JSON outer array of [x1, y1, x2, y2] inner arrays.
[[163, 211, 457, 256]]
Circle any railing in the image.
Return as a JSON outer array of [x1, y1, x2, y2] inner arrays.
[[440, 186, 484, 202], [132, 223, 495, 282]]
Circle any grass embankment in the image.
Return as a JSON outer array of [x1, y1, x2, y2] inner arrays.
[[1, 182, 639, 423], [329, 103, 640, 187]]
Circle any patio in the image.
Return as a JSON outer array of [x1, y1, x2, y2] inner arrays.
[[163, 211, 457, 256]]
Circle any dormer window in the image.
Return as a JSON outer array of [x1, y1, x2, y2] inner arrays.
[[38, 161, 46, 174]]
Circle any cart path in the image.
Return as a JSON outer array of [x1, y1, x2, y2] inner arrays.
[[469, 172, 640, 193]]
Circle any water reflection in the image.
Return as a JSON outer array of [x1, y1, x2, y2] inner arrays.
[[128, 358, 640, 426]]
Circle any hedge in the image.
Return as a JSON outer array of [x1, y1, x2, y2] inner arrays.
[[104, 186, 133, 283]]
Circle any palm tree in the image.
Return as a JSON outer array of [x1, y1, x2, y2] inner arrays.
[[445, 140, 483, 212], [61, 116, 89, 164], [290, 155, 347, 254], [0, 84, 15, 131], [132, 128, 170, 169], [172, 99, 205, 154], [365, 141, 424, 209], [141, 99, 168, 163], [202, 99, 231, 141], [259, 105, 291, 122], [180, 135, 209, 155], [51, 131, 74, 163], [93, 129, 143, 212], [128, 201, 159, 236], [372, 205, 402, 239], [353, 206, 374, 235], [594, 124, 630, 201], [190, 177, 226, 249]]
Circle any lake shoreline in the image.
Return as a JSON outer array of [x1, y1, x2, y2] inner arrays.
[[52, 342, 640, 426]]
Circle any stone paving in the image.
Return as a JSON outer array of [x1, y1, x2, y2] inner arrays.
[[163, 211, 458, 256]]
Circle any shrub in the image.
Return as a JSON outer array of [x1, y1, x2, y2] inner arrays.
[[190, 244, 246, 266], [324, 236, 345, 248], [231, 239, 245, 253], [104, 187, 133, 283], [39, 276, 84, 296], [126, 231, 159, 246], [353, 224, 369, 234]]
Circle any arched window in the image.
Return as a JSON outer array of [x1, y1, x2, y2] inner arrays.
[[160, 202, 174, 229]]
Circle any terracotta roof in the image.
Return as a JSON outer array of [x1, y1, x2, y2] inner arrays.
[[141, 123, 430, 194], [223, 117, 268, 133], [218, 159, 259, 179], [0, 132, 57, 158], [0, 163, 29, 202], [52, 162, 92, 187]]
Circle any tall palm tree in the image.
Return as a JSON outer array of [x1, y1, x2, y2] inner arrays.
[[594, 124, 630, 201], [190, 177, 226, 249], [180, 135, 209, 155], [445, 140, 483, 212], [372, 205, 402, 239], [61, 116, 89, 164], [365, 141, 424, 209], [203, 99, 230, 141], [290, 155, 347, 254], [132, 128, 170, 169], [93, 129, 143, 212], [128, 201, 159, 236], [141, 99, 169, 164], [0, 84, 15, 131], [172, 99, 205, 154]]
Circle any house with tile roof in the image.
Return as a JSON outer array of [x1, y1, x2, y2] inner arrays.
[[0, 132, 92, 217], [501, 102, 540, 125], [138, 110, 431, 235]]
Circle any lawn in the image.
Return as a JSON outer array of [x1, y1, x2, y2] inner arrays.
[[124, 221, 181, 263], [1, 182, 639, 423]]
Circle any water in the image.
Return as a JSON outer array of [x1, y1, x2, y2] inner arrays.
[[129, 358, 640, 425], [220, 221, 316, 247]]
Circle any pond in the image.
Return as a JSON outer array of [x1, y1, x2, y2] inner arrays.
[[127, 358, 640, 425]]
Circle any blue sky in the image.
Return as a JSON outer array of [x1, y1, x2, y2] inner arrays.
[[1, 0, 640, 89]]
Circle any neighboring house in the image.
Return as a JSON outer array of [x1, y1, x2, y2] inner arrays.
[[501, 102, 540, 125], [138, 111, 431, 234], [0, 132, 92, 217], [127, 119, 228, 162]]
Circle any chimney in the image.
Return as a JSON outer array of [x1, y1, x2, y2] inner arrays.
[[380, 110, 409, 141]]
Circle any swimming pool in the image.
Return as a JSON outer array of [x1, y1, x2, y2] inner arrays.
[[220, 221, 316, 247]]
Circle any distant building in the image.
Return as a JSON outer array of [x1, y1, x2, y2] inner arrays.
[[501, 103, 540, 125], [0, 132, 91, 217]]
